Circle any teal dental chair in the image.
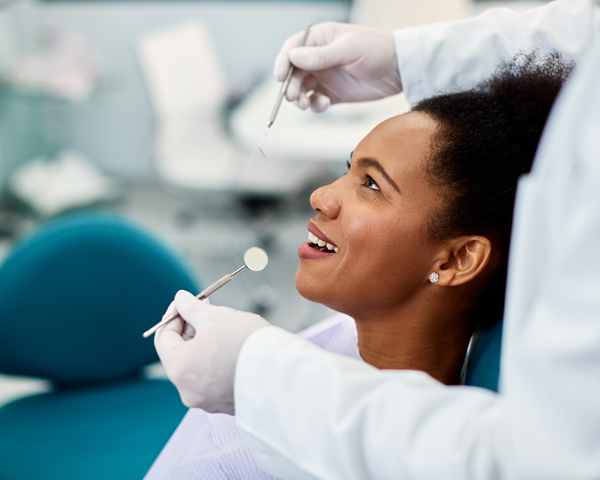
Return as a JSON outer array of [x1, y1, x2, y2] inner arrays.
[[465, 321, 503, 392], [0, 212, 200, 480]]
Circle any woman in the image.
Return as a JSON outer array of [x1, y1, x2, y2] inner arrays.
[[146, 50, 572, 479]]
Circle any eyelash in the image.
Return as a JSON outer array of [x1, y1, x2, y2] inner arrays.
[[347, 160, 380, 191], [364, 174, 380, 191]]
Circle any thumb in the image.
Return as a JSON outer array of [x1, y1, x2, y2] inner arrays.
[[174, 290, 211, 329], [289, 42, 349, 71]]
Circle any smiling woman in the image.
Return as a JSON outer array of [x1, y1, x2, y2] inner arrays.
[[295, 49, 574, 384], [146, 49, 573, 479], [296, 111, 466, 382]]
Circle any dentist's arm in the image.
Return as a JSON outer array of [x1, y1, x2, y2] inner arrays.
[[278, 0, 600, 109], [395, 0, 600, 104], [235, 329, 506, 480]]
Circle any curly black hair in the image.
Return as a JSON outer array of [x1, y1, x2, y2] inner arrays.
[[413, 49, 574, 330]]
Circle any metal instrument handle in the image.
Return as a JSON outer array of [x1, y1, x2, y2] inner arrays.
[[142, 269, 244, 338], [266, 24, 311, 126]]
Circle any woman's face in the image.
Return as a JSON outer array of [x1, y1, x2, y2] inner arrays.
[[296, 111, 443, 315]]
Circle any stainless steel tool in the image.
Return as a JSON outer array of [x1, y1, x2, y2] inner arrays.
[[143, 247, 269, 338], [259, 24, 311, 159]]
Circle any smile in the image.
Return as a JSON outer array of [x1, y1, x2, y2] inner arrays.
[[308, 231, 339, 253]]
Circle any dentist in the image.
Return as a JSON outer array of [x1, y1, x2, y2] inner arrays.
[[155, 1, 600, 478]]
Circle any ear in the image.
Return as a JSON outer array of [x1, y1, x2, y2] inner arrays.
[[432, 236, 492, 287]]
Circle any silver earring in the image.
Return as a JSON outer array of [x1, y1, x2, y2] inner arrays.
[[429, 272, 439, 283]]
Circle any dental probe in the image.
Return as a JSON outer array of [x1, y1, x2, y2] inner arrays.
[[259, 23, 311, 159], [143, 247, 269, 338]]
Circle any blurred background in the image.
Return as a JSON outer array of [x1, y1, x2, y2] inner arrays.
[[0, 0, 547, 473]]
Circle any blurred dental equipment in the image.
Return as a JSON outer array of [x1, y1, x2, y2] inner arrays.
[[136, 22, 238, 189], [143, 247, 268, 338], [258, 24, 311, 159], [6, 27, 103, 101], [137, 21, 226, 119], [9, 150, 119, 217], [137, 22, 319, 195]]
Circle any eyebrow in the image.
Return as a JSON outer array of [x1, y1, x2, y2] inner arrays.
[[355, 157, 401, 193]]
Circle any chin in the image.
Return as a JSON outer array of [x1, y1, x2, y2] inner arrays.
[[295, 269, 330, 304], [295, 269, 320, 302], [295, 270, 351, 315]]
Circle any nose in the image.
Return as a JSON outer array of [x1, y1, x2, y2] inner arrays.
[[310, 179, 342, 219]]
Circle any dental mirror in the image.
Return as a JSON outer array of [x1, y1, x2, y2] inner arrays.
[[143, 247, 269, 338], [244, 246, 269, 271]]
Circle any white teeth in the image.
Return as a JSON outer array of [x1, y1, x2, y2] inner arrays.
[[308, 231, 339, 252]]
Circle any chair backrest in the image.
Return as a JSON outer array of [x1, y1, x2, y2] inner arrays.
[[464, 321, 503, 392], [0, 211, 199, 387]]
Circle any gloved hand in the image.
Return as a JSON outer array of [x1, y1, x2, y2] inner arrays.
[[274, 22, 402, 112], [154, 290, 270, 414]]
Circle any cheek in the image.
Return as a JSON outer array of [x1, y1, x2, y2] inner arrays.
[[295, 207, 434, 310], [344, 215, 373, 253], [345, 214, 413, 265], [344, 214, 431, 286]]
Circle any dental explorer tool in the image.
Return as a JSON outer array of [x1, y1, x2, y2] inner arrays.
[[143, 247, 269, 338], [258, 24, 311, 159]]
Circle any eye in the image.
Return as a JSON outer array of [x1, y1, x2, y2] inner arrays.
[[346, 159, 351, 171], [365, 174, 380, 191]]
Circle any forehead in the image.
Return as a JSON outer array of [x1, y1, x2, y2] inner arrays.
[[355, 111, 438, 159], [353, 111, 438, 184]]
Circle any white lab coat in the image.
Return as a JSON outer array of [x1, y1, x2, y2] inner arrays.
[[234, 1, 600, 479]]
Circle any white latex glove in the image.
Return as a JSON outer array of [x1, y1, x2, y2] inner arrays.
[[154, 290, 270, 414], [274, 22, 402, 112]]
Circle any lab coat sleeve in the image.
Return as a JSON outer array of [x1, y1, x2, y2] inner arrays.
[[235, 326, 507, 480], [395, 0, 600, 105]]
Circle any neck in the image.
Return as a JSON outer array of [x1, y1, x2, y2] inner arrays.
[[352, 296, 472, 385]]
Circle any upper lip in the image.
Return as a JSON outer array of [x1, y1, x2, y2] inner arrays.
[[307, 221, 337, 246]]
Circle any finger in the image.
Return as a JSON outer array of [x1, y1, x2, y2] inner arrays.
[[293, 99, 308, 111], [301, 74, 318, 94], [160, 312, 184, 334], [154, 315, 185, 355], [309, 92, 331, 113], [289, 42, 350, 72], [286, 70, 308, 102], [182, 320, 196, 341], [297, 92, 309, 110], [274, 30, 307, 81], [161, 300, 177, 321], [298, 74, 317, 107], [174, 290, 211, 330]]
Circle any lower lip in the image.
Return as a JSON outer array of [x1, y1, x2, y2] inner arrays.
[[298, 242, 337, 260]]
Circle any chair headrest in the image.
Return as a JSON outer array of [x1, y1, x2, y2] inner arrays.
[[464, 321, 503, 392], [0, 212, 199, 386]]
